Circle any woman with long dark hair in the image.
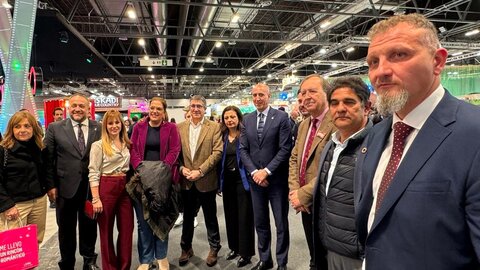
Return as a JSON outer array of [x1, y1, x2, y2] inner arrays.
[[0, 111, 51, 244], [88, 109, 133, 270], [219, 106, 255, 268]]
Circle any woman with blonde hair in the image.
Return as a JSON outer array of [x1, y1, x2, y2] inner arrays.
[[88, 109, 133, 270], [0, 111, 52, 244]]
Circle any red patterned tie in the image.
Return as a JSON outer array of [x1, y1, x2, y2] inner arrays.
[[376, 122, 414, 210], [299, 119, 319, 187]]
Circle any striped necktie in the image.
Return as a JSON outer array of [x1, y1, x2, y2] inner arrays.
[[257, 113, 265, 140]]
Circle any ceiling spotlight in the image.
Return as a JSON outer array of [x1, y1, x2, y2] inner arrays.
[[320, 48, 327, 54], [195, 75, 199, 79], [206, 56, 212, 62], [69, 80, 73, 84], [147, 67, 153, 71], [143, 55, 149, 60], [267, 74, 272, 78], [247, 68, 253, 73], [215, 41, 222, 48], [346, 47, 355, 53], [199, 67, 205, 72], [126, 8, 137, 19], [150, 75, 154, 78], [465, 29, 479, 36], [138, 38, 146, 46], [331, 63, 338, 68], [153, 81, 157, 84], [231, 13, 240, 23]]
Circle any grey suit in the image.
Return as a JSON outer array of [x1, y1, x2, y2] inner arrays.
[[45, 119, 102, 269]]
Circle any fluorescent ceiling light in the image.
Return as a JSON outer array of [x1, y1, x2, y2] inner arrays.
[[451, 51, 463, 56], [320, 48, 327, 54], [320, 21, 331, 29], [247, 68, 253, 73], [346, 47, 355, 53], [331, 63, 338, 68], [465, 29, 479, 36]]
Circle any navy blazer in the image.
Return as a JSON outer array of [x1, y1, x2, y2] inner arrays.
[[239, 107, 292, 182], [355, 91, 480, 269], [219, 133, 249, 192]]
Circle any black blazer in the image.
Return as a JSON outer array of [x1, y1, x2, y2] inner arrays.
[[44, 119, 102, 198]]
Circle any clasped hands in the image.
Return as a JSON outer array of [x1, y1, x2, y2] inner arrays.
[[182, 167, 202, 181], [289, 190, 310, 214], [252, 169, 269, 187]]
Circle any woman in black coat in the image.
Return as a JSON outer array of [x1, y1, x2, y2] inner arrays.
[[0, 111, 51, 244]]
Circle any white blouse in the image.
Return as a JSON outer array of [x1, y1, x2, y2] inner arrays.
[[88, 140, 130, 187]]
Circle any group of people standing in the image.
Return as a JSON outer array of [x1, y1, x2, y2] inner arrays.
[[1, 12, 480, 270]]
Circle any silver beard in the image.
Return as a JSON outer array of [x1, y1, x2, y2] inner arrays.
[[376, 88, 409, 117]]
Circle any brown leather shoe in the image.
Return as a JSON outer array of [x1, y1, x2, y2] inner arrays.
[[206, 248, 219, 267], [178, 248, 194, 266]]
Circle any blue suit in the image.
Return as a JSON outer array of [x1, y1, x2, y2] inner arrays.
[[240, 107, 292, 266], [355, 91, 480, 269]]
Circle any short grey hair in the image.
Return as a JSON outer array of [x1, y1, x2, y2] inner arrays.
[[190, 95, 207, 108]]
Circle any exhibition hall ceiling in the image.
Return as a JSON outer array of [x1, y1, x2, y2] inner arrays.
[[7, 0, 480, 98]]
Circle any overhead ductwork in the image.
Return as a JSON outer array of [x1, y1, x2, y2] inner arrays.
[[152, 2, 167, 56], [185, 0, 218, 67]]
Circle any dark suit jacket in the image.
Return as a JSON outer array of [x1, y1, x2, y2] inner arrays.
[[355, 91, 480, 269], [239, 107, 292, 182], [45, 119, 102, 198]]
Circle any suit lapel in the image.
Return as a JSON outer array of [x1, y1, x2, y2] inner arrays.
[[370, 93, 457, 232], [84, 120, 99, 157], [355, 118, 392, 236], [63, 119, 82, 156], [181, 122, 192, 162], [307, 113, 334, 161], [259, 108, 275, 146]]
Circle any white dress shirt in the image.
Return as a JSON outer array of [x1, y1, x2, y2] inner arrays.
[[189, 118, 205, 159]]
